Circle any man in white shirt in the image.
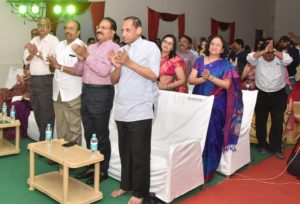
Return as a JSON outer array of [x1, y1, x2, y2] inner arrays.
[[23, 17, 59, 141], [49, 20, 83, 144], [247, 39, 293, 159], [109, 16, 161, 204]]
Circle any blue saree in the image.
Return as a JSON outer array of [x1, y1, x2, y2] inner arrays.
[[192, 56, 243, 182]]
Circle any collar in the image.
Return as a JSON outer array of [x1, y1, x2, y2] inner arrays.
[[38, 33, 50, 42], [97, 39, 113, 47], [62, 38, 82, 47], [127, 37, 142, 49]]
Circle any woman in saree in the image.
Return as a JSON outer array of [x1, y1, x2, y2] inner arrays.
[[240, 63, 256, 90], [158, 34, 187, 93], [188, 35, 243, 182]]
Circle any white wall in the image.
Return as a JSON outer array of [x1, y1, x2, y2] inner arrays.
[[0, 1, 36, 86], [274, 0, 300, 41], [0, 0, 277, 86], [105, 0, 276, 48], [0, 1, 95, 87]]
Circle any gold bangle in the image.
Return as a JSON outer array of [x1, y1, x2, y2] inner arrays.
[[167, 84, 172, 90]]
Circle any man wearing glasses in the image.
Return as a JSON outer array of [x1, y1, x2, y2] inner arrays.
[[73, 17, 120, 185], [23, 17, 59, 141]]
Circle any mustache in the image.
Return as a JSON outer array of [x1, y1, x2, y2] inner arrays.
[[96, 31, 103, 35]]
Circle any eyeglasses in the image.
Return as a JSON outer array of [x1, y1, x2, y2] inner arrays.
[[162, 39, 174, 46], [37, 24, 49, 29], [210, 42, 223, 48], [96, 25, 111, 30]]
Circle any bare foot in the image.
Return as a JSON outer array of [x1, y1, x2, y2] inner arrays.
[[128, 196, 143, 204], [111, 189, 127, 198]]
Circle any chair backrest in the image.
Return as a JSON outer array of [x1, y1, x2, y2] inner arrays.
[[151, 90, 214, 146], [5, 67, 23, 89], [239, 90, 258, 140]]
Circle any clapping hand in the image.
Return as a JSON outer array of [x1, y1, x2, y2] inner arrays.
[[157, 82, 168, 90], [25, 43, 38, 55], [115, 50, 130, 66], [201, 69, 211, 80], [108, 50, 121, 69], [72, 44, 88, 61], [48, 55, 59, 70]]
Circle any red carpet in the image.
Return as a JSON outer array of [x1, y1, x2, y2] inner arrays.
[[180, 148, 300, 204]]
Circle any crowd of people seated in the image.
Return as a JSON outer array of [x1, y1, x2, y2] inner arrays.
[[2, 14, 300, 204], [0, 64, 31, 139]]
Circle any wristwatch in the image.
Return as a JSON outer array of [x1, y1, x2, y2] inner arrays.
[[272, 48, 276, 53], [36, 51, 41, 57], [59, 65, 64, 72]]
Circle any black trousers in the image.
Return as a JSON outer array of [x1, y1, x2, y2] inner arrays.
[[116, 119, 152, 198], [255, 87, 287, 152], [81, 84, 114, 173], [29, 75, 55, 141]]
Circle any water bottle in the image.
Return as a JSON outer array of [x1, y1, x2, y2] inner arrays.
[[45, 123, 52, 145], [10, 105, 16, 123], [90, 133, 98, 155], [2, 102, 7, 122]]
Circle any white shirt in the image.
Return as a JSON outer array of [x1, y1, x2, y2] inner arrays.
[[114, 37, 161, 122], [52, 38, 84, 102], [23, 34, 59, 75], [247, 52, 293, 92], [190, 49, 199, 58]]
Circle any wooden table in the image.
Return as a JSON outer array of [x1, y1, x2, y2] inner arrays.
[[0, 117, 21, 156], [28, 139, 104, 204]]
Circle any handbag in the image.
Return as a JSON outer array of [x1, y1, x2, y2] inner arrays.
[[285, 84, 292, 95]]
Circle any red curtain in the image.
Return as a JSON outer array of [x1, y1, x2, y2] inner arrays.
[[90, 2, 105, 34], [148, 7, 185, 42], [211, 18, 235, 43]]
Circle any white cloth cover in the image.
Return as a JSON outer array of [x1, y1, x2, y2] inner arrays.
[[108, 90, 214, 203], [217, 90, 258, 175], [5, 67, 23, 89]]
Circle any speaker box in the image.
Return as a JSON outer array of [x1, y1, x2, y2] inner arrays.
[[287, 152, 300, 177]]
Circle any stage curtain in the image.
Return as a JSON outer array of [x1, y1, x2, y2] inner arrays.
[[46, 2, 91, 34], [148, 7, 185, 42], [211, 18, 235, 43], [211, 18, 219, 36], [148, 7, 160, 42], [90, 2, 105, 34], [178, 14, 185, 37]]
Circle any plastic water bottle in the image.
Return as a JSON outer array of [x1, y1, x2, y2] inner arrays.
[[45, 123, 52, 145], [10, 105, 15, 123], [2, 102, 7, 122], [90, 133, 98, 155]]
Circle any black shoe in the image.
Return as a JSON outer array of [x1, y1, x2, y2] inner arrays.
[[258, 147, 267, 154], [100, 172, 108, 181], [75, 168, 94, 179], [273, 151, 285, 159], [86, 172, 108, 185]]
